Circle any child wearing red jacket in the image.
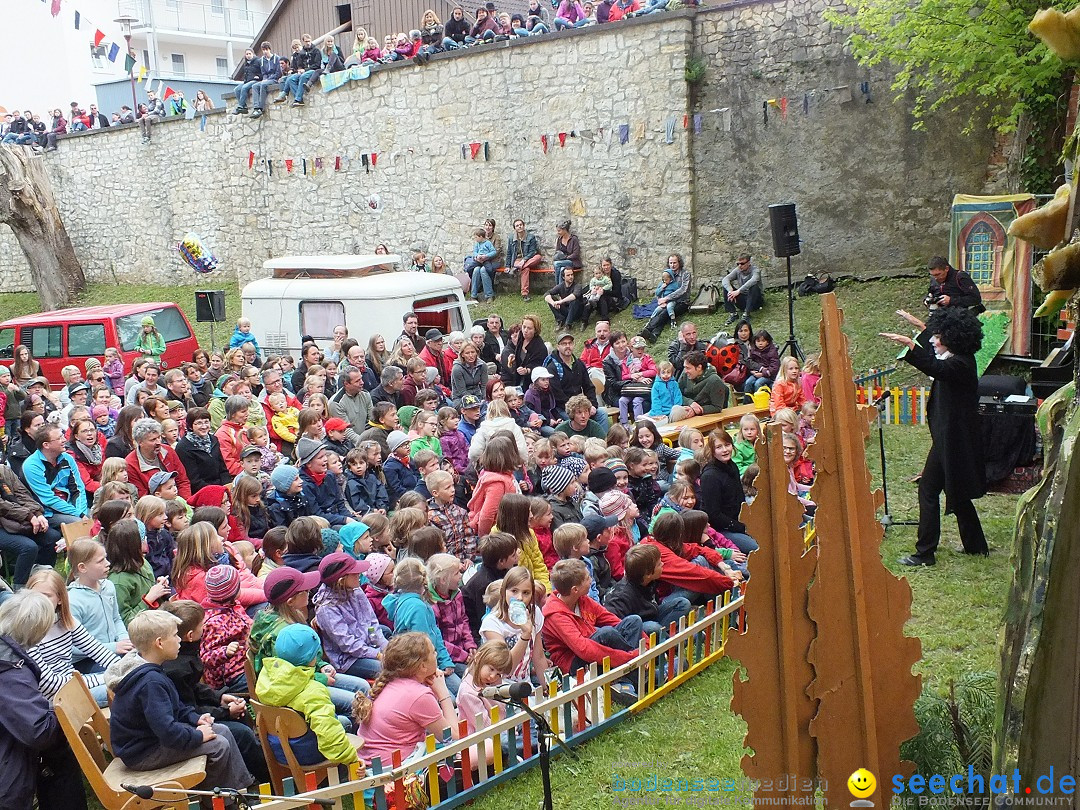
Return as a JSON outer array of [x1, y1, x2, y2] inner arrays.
[[530, 498, 558, 569], [199, 565, 255, 691], [644, 511, 736, 606], [597, 489, 640, 580], [541, 559, 644, 704], [467, 437, 522, 536]]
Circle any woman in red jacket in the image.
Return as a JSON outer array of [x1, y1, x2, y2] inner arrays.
[[68, 418, 108, 495], [644, 510, 735, 606]]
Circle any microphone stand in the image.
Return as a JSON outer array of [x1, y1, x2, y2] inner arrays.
[[123, 783, 334, 808], [874, 391, 917, 529], [488, 694, 577, 810]]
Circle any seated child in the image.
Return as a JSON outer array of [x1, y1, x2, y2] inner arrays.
[[383, 431, 419, 508], [582, 513, 617, 602], [252, 526, 288, 578], [362, 552, 396, 630], [604, 543, 691, 639], [801, 354, 821, 405], [235, 444, 273, 496], [742, 463, 760, 503], [382, 558, 460, 695], [598, 489, 639, 576], [256, 623, 360, 767], [199, 565, 254, 691], [108, 610, 254, 793], [427, 470, 477, 563], [584, 263, 612, 311], [529, 497, 557, 568], [438, 407, 470, 473], [160, 600, 268, 784], [676, 427, 704, 464], [626, 447, 661, 535], [338, 521, 374, 560], [456, 641, 514, 764], [644, 511, 734, 607], [461, 532, 522, 638], [770, 356, 805, 416], [344, 448, 389, 515], [733, 413, 760, 476], [797, 401, 818, 450], [540, 560, 643, 704], [427, 554, 475, 679], [268, 393, 300, 445], [542, 465, 583, 529], [647, 360, 682, 422], [479, 565, 547, 683], [552, 522, 595, 597], [314, 552, 388, 682]]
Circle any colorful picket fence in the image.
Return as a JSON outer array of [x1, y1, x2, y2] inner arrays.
[[853, 368, 929, 426], [197, 593, 744, 810]]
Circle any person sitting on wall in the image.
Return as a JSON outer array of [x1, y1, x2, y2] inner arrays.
[[442, 7, 471, 50], [506, 219, 542, 303], [640, 253, 693, 344], [233, 48, 263, 116], [250, 41, 283, 119]]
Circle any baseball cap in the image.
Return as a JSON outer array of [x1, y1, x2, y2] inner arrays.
[[323, 417, 349, 433], [531, 366, 554, 382], [556, 331, 575, 344], [425, 328, 444, 341], [67, 381, 90, 395], [630, 336, 648, 349], [460, 394, 481, 410], [581, 511, 619, 541], [274, 623, 322, 667], [240, 444, 263, 459], [319, 551, 370, 584], [147, 470, 178, 494], [263, 566, 322, 605]]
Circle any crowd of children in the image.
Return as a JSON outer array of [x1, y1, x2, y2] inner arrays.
[[0, 309, 829, 808]]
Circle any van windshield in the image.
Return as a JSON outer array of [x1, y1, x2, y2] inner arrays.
[[117, 307, 192, 351]]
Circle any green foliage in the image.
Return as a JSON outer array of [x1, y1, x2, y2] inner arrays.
[[825, 0, 1071, 133], [902, 672, 997, 787], [685, 54, 708, 85]]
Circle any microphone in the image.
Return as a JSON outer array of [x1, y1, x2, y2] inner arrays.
[[480, 681, 533, 701], [121, 784, 156, 799], [873, 390, 892, 409]]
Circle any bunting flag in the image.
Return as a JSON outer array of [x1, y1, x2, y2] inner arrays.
[[664, 115, 676, 144], [618, 124, 629, 144], [286, 159, 293, 173], [124, 52, 136, 72], [370, 152, 377, 167], [73, 10, 79, 28], [335, 156, 341, 171], [163, 86, 176, 100], [267, 159, 273, 176], [361, 153, 369, 173], [248, 151, 255, 170], [484, 141, 489, 161], [469, 142, 481, 160], [779, 97, 788, 118], [558, 132, 567, 148], [803, 93, 810, 115], [107, 42, 119, 62], [138, 66, 147, 82], [683, 114, 689, 129], [541, 134, 548, 154], [302, 158, 307, 175], [93, 29, 105, 46], [763, 100, 768, 128], [693, 113, 702, 134], [315, 157, 323, 171], [51, 0, 61, 17], [199, 114, 206, 132]]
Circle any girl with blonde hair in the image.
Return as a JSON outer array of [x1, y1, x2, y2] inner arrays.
[[172, 522, 265, 609], [479, 565, 547, 682]]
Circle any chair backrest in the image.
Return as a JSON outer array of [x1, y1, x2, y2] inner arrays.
[[250, 699, 325, 795], [61, 517, 94, 546], [53, 673, 121, 806]]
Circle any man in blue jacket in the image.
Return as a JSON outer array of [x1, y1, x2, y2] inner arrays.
[[250, 41, 282, 118], [21, 423, 87, 529]]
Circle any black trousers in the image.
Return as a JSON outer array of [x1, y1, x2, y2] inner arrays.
[[916, 442, 987, 558], [644, 299, 690, 338], [723, 285, 763, 315]]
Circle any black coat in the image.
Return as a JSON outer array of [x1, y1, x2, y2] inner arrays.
[[700, 459, 746, 534], [105, 434, 133, 460], [506, 334, 548, 388], [929, 267, 983, 312], [903, 329, 986, 504], [174, 434, 232, 494], [238, 56, 263, 82], [543, 352, 597, 410]]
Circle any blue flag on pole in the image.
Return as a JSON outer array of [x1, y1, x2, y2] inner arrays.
[[74, 10, 80, 28], [108, 42, 119, 62]]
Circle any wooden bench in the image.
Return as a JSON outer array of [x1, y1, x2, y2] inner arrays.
[[658, 403, 770, 444]]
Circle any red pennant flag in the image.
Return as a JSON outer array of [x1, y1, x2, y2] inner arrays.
[[558, 132, 567, 148], [285, 159, 293, 173], [51, 0, 61, 17], [248, 151, 255, 170], [779, 97, 788, 118], [335, 156, 341, 171], [94, 29, 106, 46], [469, 142, 481, 160], [163, 86, 176, 100], [541, 135, 548, 154], [370, 152, 377, 167], [683, 114, 689, 129]]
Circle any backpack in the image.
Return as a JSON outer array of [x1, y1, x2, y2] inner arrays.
[[619, 276, 639, 309], [797, 273, 835, 297]]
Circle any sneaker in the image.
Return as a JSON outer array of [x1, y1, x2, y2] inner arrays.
[[250, 109, 263, 118], [522, 295, 532, 302], [671, 319, 677, 329], [898, 555, 935, 567], [725, 313, 738, 325], [413, 54, 424, 66], [273, 94, 287, 104], [291, 99, 305, 107], [233, 107, 248, 115], [610, 683, 638, 707]]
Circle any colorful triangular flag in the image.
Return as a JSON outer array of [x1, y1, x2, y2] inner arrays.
[[248, 151, 255, 170], [469, 142, 481, 160], [50, 0, 61, 17], [370, 152, 377, 167], [541, 134, 548, 154], [124, 52, 136, 72], [286, 159, 293, 173], [107, 42, 120, 62], [93, 29, 105, 47], [163, 86, 176, 100], [73, 10, 80, 28], [558, 132, 567, 148], [138, 66, 147, 82]]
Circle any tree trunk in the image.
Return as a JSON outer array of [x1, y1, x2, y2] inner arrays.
[[0, 145, 86, 310]]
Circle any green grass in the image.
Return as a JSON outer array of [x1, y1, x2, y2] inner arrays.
[[2, 277, 1017, 809]]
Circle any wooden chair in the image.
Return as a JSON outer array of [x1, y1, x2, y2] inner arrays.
[[61, 517, 94, 547], [250, 699, 363, 795], [53, 673, 206, 810]]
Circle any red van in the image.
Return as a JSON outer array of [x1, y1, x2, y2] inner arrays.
[[0, 303, 201, 383]]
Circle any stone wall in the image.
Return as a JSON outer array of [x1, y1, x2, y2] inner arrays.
[[0, 1, 996, 294]]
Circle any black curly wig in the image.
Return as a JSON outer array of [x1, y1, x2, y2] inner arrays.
[[926, 306, 983, 356]]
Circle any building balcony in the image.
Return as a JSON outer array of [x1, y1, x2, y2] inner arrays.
[[119, 0, 269, 41]]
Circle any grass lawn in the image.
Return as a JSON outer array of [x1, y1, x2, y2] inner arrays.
[[0, 276, 1018, 808]]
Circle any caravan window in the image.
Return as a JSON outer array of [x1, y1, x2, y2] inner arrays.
[[300, 301, 346, 340], [413, 296, 464, 336]]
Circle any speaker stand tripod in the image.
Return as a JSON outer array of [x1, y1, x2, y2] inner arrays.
[[779, 255, 804, 361]]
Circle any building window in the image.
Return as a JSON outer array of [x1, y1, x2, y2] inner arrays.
[[171, 53, 186, 75], [90, 44, 107, 68], [211, 0, 224, 15], [142, 48, 150, 67], [216, 56, 229, 77], [964, 222, 996, 286], [165, 0, 178, 9]]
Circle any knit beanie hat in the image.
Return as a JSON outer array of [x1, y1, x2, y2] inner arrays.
[[84, 357, 103, 373], [92, 404, 109, 419], [542, 464, 575, 496], [270, 464, 301, 493], [587, 466, 617, 494], [364, 553, 393, 586], [0, 365, 9, 379], [273, 623, 322, 667], [338, 522, 371, 559], [387, 430, 411, 453], [599, 489, 635, 520], [321, 528, 343, 556], [604, 458, 628, 476], [204, 564, 241, 604]]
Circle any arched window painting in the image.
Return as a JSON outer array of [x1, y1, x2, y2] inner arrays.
[[965, 221, 998, 286]]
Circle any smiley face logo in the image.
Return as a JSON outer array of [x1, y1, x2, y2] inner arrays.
[[848, 768, 876, 799]]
